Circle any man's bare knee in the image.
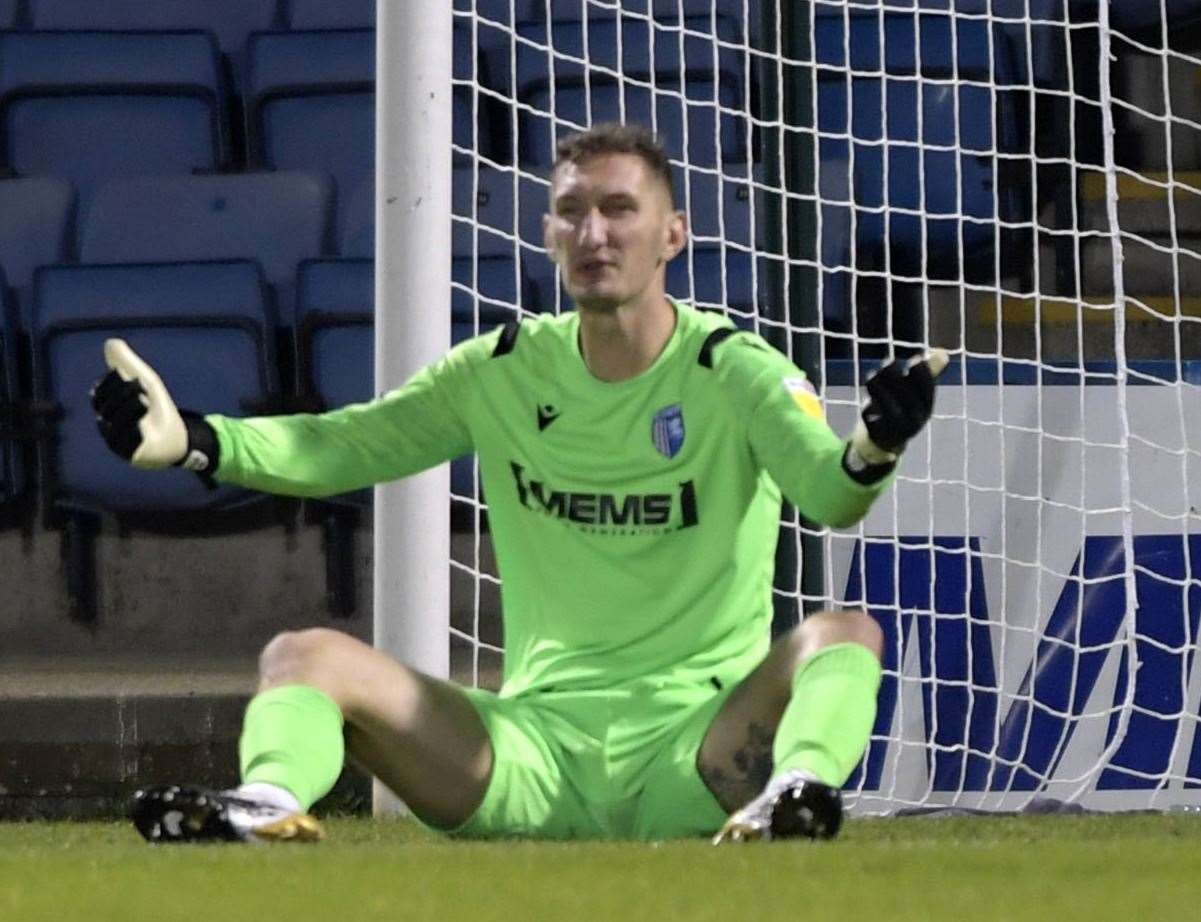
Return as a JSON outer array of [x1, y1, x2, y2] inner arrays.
[[258, 627, 361, 695], [792, 609, 884, 665]]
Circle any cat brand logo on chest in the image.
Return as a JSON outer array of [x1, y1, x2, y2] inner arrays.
[[651, 403, 685, 458]]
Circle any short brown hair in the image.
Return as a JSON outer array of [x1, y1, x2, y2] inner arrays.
[[553, 122, 675, 203]]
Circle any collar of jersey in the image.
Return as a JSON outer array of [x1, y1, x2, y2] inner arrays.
[[566, 297, 688, 391]]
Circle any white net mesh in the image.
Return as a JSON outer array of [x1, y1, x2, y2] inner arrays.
[[447, 0, 1201, 811]]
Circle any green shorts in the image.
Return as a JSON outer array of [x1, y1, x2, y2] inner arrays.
[[448, 678, 734, 840]]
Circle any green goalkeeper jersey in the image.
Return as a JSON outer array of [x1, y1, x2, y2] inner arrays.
[[207, 300, 891, 696]]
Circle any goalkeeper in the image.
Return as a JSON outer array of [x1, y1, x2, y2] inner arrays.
[[93, 123, 944, 844]]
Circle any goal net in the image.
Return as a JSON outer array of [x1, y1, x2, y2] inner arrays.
[[446, 0, 1201, 812]]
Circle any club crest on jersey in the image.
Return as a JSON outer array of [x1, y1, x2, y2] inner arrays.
[[651, 403, 685, 458]]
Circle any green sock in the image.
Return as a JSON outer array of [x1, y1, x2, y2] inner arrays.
[[238, 684, 345, 811], [772, 641, 883, 787]]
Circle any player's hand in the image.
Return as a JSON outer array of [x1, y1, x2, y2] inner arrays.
[[91, 339, 218, 476], [849, 348, 949, 468]]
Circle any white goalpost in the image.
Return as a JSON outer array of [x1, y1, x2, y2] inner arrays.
[[382, 0, 1201, 815], [374, 0, 453, 815]]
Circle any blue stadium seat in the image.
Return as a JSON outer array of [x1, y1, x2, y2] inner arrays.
[[684, 173, 754, 252], [259, 23, 493, 184], [80, 172, 334, 322], [452, 163, 522, 259], [296, 257, 482, 609], [451, 165, 550, 315], [245, 29, 374, 203], [26, 0, 282, 90], [31, 260, 286, 617], [451, 253, 525, 337], [455, 164, 552, 294], [666, 244, 758, 321], [32, 260, 282, 514], [813, 5, 1019, 296], [0, 31, 230, 209], [297, 257, 515, 423], [513, 11, 747, 169], [0, 177, 76, 325], [286, 0, 375, 29], [451, 248, 545, 316], [295, 258, 373, 417]]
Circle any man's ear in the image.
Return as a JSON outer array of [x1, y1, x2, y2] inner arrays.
[[662, 209, 688, 262]]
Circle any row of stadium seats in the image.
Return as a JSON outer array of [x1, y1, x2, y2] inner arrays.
[[0, 20, 750, 258], [0, 169, 775, 329], [0, 28, 374, 206], [0, 255, 504, 619], [0, 5, 1037, 173], [0, 172, 358, 324], [4, 2, 1175, 312], [4, 258, 381, 517], [0, 20, 748, 193], [0, 8, 1034, 319], [0, 154, 1009, 345]]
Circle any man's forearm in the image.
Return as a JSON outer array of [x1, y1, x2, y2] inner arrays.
[[801, 441, 896, 529]]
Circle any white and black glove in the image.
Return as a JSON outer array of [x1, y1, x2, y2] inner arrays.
[[90, 338, 220, 487], [843, 348, 949, 484]]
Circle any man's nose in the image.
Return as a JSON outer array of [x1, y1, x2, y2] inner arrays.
[[579, 207, 607, 246]]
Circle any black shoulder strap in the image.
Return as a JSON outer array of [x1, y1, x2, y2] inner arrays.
[[697, 327, 738, 369], [491, 320, 522, 358]]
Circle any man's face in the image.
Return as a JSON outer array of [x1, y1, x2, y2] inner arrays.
[[543, 153, 686, 313]]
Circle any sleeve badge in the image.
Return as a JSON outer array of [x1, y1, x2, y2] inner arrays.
[[781, 375, 824, 420]]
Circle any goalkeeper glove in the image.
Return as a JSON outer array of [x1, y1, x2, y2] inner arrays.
[[843, 348, 948, 484], [90, 338, 220, 485]]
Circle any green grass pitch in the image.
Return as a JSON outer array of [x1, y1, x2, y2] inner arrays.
[[2, 814, 1199, 921]]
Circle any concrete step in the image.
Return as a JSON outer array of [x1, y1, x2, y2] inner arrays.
[[0, 657, 368, 819]]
